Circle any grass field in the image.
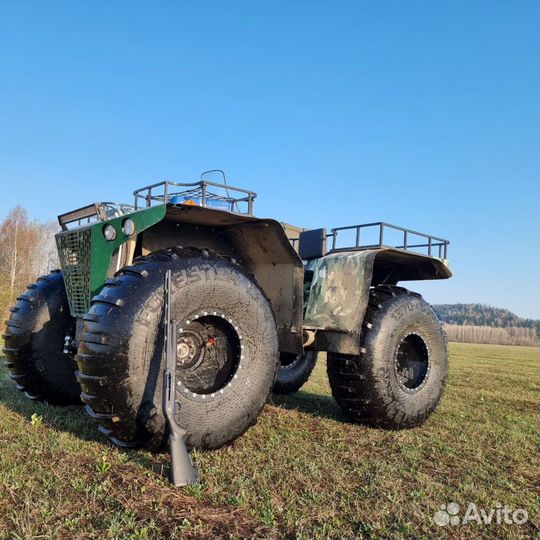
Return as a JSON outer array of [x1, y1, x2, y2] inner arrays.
[[0, 343, 538, 539]]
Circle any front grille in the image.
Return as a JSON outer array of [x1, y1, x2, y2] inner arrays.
[[56, 228, 92, 317]]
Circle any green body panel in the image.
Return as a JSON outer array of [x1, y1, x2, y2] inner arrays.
[[88, 205, 166, 296], [56, 205, 166, 317], [304, 251, 375, 332]]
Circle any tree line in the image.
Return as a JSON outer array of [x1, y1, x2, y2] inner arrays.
[[434, 303, 539, 333], [0, 207, 59, 321], [443, 324, 539, 347], [435, 303, 539, 346]]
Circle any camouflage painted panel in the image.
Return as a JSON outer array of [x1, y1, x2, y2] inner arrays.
[[304, 251, 376, 332]]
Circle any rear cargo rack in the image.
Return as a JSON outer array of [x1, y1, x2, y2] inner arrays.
[[329, 222, 449, 259], [133, 180, 257, 215]]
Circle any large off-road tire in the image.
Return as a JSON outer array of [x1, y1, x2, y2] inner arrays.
[[327, 285, 448, 429], [2, 270, 80, 404], [76, 247, 279, 451], [273, 352, 317, 394]]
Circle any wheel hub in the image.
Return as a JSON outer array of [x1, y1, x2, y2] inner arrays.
[[394, 333, 430, 393], [175, 313, 241, 395], [280, 352, 301, 368], [176, 330, 204, 369]]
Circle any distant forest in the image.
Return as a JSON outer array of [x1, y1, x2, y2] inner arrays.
[[433, 303, 539, 331], [433, 304, 539, 347]]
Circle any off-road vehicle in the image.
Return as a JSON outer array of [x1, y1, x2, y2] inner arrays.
[[3, 171, 451, 450]]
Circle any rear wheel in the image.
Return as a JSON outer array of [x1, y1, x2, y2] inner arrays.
[[2, 271, 80, 404], [327, 286, 448, 429], [77, 247, 279, 450], [273, 351, 317, 394]]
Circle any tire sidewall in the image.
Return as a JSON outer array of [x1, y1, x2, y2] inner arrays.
[[6, 271, 80, 403], [123, 255, 279, 449], [366, 294, 448, 421], [32, 275, 78, 392]]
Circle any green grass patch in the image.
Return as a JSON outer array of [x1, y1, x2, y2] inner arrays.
[[0, 343, 538, 539]]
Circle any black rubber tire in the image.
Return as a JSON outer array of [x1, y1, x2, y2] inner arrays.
[[76, 247, 279, 451], [273, 352, 317, 395], [327, 285, 448, 429], [2, 270, 81, 404]]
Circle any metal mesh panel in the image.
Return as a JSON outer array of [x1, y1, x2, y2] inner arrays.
[[56, 228, 92, 317]]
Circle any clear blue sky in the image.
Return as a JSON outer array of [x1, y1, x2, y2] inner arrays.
[[0, 1, 538, 318]]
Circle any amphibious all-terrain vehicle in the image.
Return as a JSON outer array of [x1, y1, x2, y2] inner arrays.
[[3, 172, 451, 450]]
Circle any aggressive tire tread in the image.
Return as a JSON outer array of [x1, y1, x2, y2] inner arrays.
[[2, 271, 80, 404], [327, 285, 448, 429], [76, 246, 279, 450]]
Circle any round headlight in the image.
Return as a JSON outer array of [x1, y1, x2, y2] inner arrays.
[[103, 224, 117, 241], [122, 218, 135, 236]]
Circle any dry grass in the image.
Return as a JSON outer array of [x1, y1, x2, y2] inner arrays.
[[0, 343, 538, 539]]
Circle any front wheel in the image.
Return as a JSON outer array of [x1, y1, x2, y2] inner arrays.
[[77, 247, 279, 450], [327, 286, 448, 429]]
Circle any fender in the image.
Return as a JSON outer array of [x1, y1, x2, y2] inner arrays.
[[141, 204, 305, 354], [303, 248, 451, 352]]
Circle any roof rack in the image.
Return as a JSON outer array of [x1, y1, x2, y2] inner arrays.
[[133, 180, 257, 215]]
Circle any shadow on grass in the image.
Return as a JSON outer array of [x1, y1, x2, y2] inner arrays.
[[272, 390, 348, 422], [0, 368, 172, 475], [0, 364, 349, 457], [0, 367, 106, 445], [0, 366, 196, 472]]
